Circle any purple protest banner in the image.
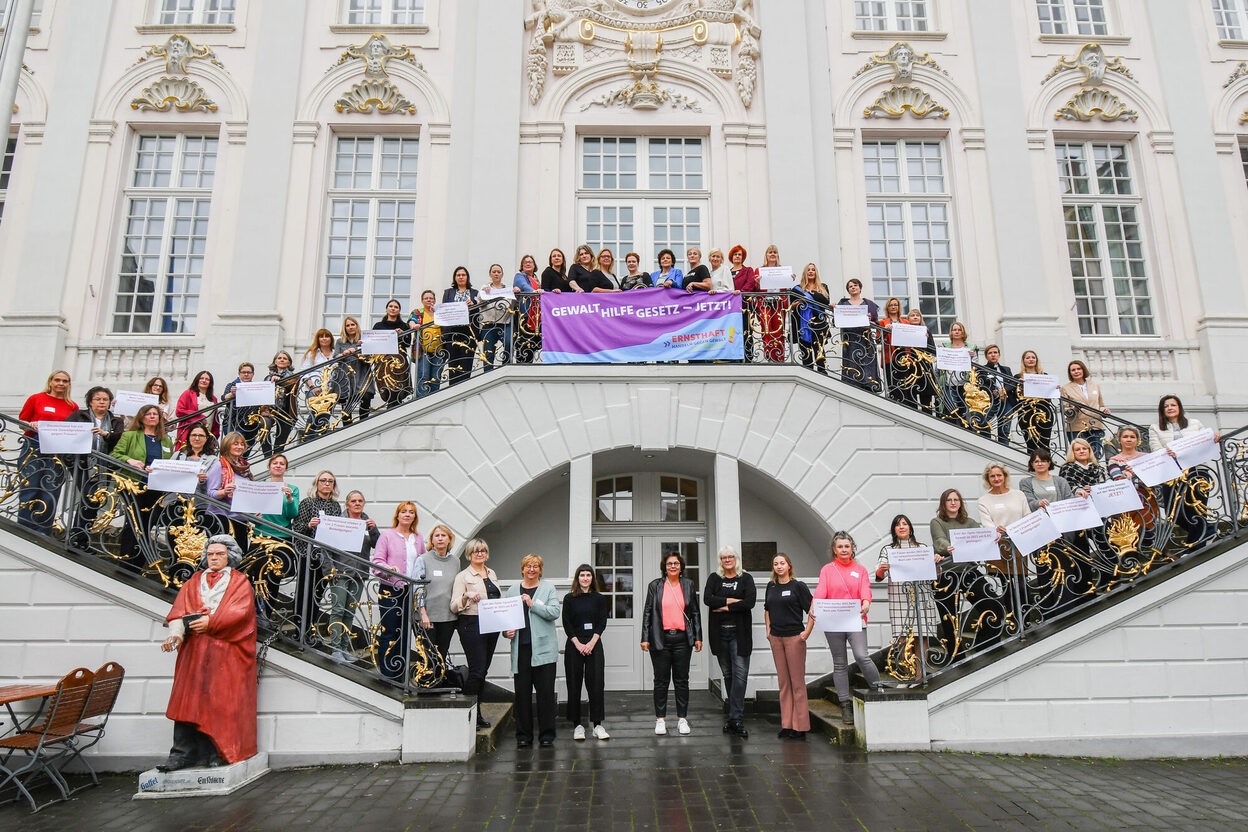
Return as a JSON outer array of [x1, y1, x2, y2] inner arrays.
[[540, 288, 745, 363]]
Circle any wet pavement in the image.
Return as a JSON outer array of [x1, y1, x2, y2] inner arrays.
[[6, 692, 1245, 831]]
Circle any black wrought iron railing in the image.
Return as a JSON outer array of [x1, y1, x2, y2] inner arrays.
[[880, 423, 1248, 684], [162, 291, 1149, 468], [0, 413, 445, 695]]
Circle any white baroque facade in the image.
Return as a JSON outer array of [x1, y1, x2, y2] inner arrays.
[[0, 0, 1245, 422]]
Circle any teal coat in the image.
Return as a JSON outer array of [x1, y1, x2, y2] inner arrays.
[[110, 430, 173, 469], [505, 580, 562, 673]]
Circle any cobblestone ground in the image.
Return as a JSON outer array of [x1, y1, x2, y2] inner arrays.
[[5, 693, 1244, 831]]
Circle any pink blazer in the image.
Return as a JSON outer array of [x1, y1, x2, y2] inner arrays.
[[371, 528, 425, 587]]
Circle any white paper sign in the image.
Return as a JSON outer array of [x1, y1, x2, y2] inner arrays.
[[232, 381, 275, 408], [1022, 373, 1060, 400], [35, 421, 93, 454], [889, 322, 929, 348], [949, 527, 999, 563], [1169, 429, 1219, 472], [1090, 480, 1145, 518], [833, 304, 870, 329], [758, 266, 795, 292], [478, 596, 526, 634], [1005, 510, 1062, 556], [434, 302, 470, 327], [314, 514, 367, 553], [886, 545, 938, 582], [114, 390, 158, 417], [1130, 449, 1185, 487], [936, 347, 972, 373], [146, 459, 202, 493], [480, 287, 514, 306], [812, 598, 863, 633], [230, 479, 284, 514], [1045, 496, 1103, 533], [361, 330, 400, 356]]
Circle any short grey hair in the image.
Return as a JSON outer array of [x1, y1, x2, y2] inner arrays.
[[203, 534, 245, 569]]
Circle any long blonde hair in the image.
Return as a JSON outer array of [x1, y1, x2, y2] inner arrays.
[[42, 370, 72, 402], [799, 263, 824, 294]]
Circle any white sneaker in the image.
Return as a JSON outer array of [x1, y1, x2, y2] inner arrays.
[[593, 724, 610, 740], [677, 718, 691, 735], [573, 724, 586, 741], [655, 718, 667, 735]]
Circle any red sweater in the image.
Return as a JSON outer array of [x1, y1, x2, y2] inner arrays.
[[19, 393, 79, 435]]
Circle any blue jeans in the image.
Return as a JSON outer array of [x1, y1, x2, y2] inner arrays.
[[715, 625, 751, 723], [416, 351, 445, 398], [480, 324, 510, 372]]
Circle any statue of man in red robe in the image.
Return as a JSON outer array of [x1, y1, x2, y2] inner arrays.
[[157, 534, 258, 771]]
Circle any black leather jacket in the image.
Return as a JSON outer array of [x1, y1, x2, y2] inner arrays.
[[641, 576, 702, 650]]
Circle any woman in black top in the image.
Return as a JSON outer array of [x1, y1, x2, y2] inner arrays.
[[562, 563, 610, 741], [704, 546, 756, 737], [369, 299, 413, 407], [620, 252, 652, 290], [441, 267, 479, 386], [541, 248, 571, 293], [682, 247, 712, 291], [764, 553, 813, 739], [569, 244, 610, 293]]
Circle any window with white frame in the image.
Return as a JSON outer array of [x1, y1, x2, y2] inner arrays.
[[1056, 141, 1155, 336], [863, 139, 957, 335], [111, 135, 217, 334], [854, 1, 929, 32], [1036, 0, 1108, 36], [342, 0, 425, 25], [157, 0, 236, 25], [1213, 0, 1248, 39], [1240, 143, 1248, 186], [578, 136, 707, 270], [322, 136, 419, 331], [0, 137, 15, 225]]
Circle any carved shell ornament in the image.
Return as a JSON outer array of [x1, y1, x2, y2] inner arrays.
[[1055, 87, 1137, 122], [131, 77, 218, 112], [864, 85, 949, 119], [335, 79, 417, 115]]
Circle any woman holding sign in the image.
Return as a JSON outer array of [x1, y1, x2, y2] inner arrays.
[[504, 555, 562, 747], [976, 463, 1029, 576], [876, 515, 941, 682], [929, 489, 981, 559], [836, 279, 881, 393], [1014, 350, 1054, 454], [111, 404, 174, 566], [790, 264, 830, 375], [368, 299, 414, 408], [937, 322, 977, 426], [1020, 449, 1080, 511], [641, 550, 703, 736], [1060, 439, 1107, 491], [205, 432, 254, 554], [175, 371, 219, 449], [764, 553, 812, 740], [813, 532, 883, 723], [442, 268, 479, 387], [1150, 396, 1219, 548], [294, 471, 343, 628], [143, 376, 176, 423], [478, 264, 518, 372], [451, 538, 501, 729], [755, 245, 787, 362]]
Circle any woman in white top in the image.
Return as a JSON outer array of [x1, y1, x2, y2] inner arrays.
[[706, 248, 736, 294], [1149, 395, 1219, 548], [300, 328, 337, 398], [976, 462, 1029, 575]]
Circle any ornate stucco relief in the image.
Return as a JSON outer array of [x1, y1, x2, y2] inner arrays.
[[328, 34, 421, 116], [1042, 43, 1131, 86], [853, 41, 950, 121], [523, 0, 761, 109], [863, 84, 948, 119], [130, 34, 225, 113], [1055, 87, 1137, 122]]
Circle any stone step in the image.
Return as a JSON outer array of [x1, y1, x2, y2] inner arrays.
[[807, 699, 856, 745], [474, 701, 515, 755]]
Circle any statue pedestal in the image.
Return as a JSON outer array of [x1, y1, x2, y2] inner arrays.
[[134, 753, 270, 799]]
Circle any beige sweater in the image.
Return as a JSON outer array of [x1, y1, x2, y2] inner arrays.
[[977, 489, 1030, 530], [450, 566, 499, 616]]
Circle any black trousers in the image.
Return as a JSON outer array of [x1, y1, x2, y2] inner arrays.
[[650, 634, 692, 718], [430, 619, 458, 662], [514, 642, 557, 743], [457, 615, 498, 697], [564, 640, 605, 725]]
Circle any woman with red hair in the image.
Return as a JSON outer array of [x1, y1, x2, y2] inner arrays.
[[729, 245, 759, 362]]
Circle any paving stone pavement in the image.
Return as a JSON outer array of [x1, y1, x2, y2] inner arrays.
[[5, 692, 1245, 831]]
